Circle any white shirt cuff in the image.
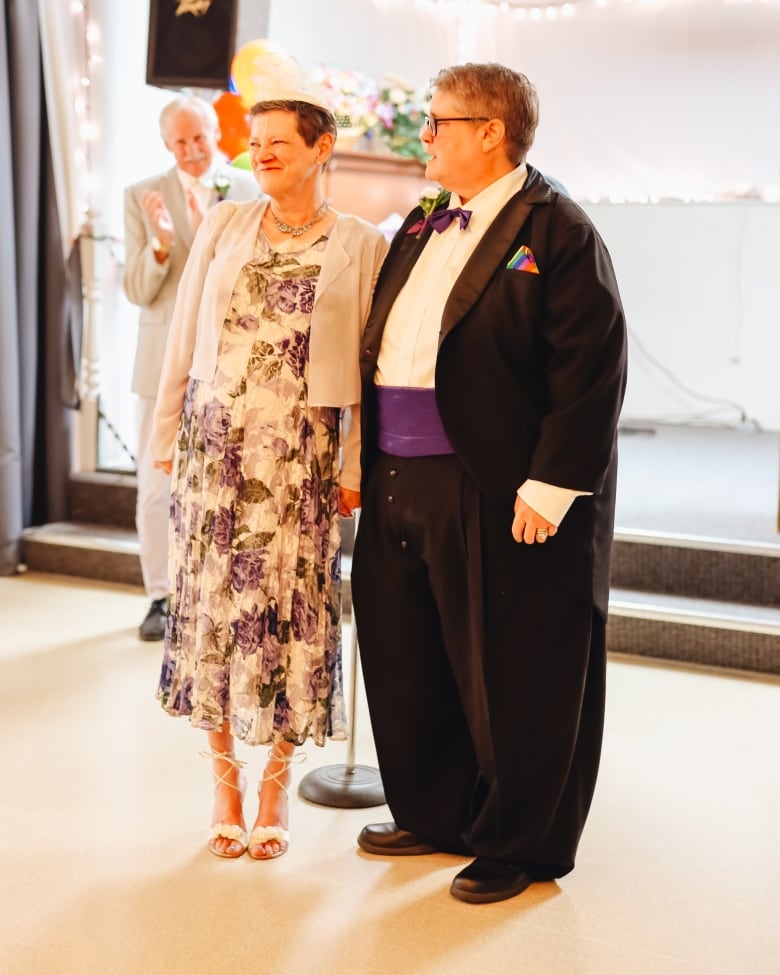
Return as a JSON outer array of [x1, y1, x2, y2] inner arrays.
[[516, 479, 592, 527]]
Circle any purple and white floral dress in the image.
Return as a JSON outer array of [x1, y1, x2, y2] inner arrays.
[[157, 230, 347, 747]]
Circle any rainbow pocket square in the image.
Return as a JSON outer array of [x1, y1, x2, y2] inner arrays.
[[506, 245, 540, 274]]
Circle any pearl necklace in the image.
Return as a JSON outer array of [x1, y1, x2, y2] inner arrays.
[[270, 201, 329, 237]]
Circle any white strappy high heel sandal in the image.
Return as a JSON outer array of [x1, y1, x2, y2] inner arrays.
[[199, 749, 248, 859], [248, 744, 305, 860]]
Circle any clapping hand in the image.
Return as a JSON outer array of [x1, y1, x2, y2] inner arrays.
[[141, 190, 175, 249]]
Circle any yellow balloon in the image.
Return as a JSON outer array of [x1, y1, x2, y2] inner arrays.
[[231, 39, 296, 109]]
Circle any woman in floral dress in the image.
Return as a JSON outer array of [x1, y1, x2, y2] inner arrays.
[[150, 91, 388, 860]]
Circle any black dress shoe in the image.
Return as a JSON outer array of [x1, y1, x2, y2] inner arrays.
[[450, 857, 535, 904], [139, 598, 168, 642], [357, 822, 440, 856]]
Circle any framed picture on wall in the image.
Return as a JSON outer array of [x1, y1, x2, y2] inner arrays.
[[146, 0, 238, 90]]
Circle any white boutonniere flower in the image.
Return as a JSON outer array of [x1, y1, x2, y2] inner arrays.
[[214, 174, 232, 201], [419, 186, 449, 218], [406, 186, 451, 238]]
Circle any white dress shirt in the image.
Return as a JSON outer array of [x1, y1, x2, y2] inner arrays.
[[375, 164, 589, 526]]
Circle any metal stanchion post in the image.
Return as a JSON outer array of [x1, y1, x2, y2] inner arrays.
[[298, 510, 385, 807]]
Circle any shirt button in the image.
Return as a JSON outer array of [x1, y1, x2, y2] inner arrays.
[[361, 348, 372, 359], [386, 495, 394, 504], [400, 540, 408, 550], [389, 469, 398, 478]]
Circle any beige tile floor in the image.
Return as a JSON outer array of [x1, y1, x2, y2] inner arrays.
[[1, 571, 779, 975]]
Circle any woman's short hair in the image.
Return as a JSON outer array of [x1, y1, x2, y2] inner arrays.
[[250, 100, 337, 147], [430, 63, 539, 166]]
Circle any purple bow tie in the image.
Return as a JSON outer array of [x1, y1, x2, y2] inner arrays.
[[425, 206, 472, 233]]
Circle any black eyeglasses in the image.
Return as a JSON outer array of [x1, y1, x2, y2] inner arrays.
[[423, 115, 490, 137]]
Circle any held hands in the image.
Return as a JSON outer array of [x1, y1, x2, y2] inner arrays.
[[512, 494, 557, 545], [153, 459, 173, 476], [141, 190, 175, 250], [338, 487, 361, 517]]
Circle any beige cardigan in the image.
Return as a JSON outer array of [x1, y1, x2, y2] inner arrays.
[[151, 199, 388, 490]]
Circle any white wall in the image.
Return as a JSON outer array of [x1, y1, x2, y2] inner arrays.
[[268, 0, 780, 205], [585, 202, 780, 429]]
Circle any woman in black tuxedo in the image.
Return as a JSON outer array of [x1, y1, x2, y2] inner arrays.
[[351, 62, 627, 904]]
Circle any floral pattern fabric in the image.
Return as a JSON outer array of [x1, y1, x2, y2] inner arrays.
[[157, 231, 347, 747]]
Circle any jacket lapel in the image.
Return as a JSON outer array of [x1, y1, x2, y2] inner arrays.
[[313, 222, 349, 305], [439, 191, 534, 343]]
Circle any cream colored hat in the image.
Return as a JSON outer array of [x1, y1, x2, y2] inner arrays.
[[247, 53, 332, 113]]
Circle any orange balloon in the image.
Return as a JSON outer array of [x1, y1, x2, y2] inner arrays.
[[231, 39, 289, 109], [213, 91, 250, 160]]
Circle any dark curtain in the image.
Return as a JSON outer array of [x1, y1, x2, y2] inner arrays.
[[0, 1, 79, 575]]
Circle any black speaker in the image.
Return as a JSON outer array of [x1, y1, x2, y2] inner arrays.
[[146, 0, 239, 90]]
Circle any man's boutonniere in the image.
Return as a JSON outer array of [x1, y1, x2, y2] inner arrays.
[[407, 186, 450, 237], [214, 174, 232, 202]]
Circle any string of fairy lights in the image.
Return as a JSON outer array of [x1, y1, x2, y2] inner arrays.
[[68, 0, 133, 466], [420, 0, 578, 21], [70, 0, 102, 229], [413, 0, 780, 22]]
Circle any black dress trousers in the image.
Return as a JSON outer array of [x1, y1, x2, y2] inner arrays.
[[352, 450, 606, 876]]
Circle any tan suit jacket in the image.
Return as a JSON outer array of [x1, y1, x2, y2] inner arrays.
[[123, 164, 259, 398]]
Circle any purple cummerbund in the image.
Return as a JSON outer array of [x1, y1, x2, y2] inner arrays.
[[375, 384, 454, 457]]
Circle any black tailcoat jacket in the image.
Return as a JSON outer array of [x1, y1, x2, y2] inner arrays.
[[354, 165, 628, 873], [359, 165, 627, 617]]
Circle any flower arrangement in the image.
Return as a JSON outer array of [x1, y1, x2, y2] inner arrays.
[[371, 74, 429, 164], [308, 65, 379, 130], [305, 66, 431, 161]]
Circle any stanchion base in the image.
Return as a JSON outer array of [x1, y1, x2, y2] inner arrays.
[[297, 764, 386, 808]]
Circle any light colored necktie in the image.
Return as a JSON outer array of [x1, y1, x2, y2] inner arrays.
[[186, 178, 210, 231]]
